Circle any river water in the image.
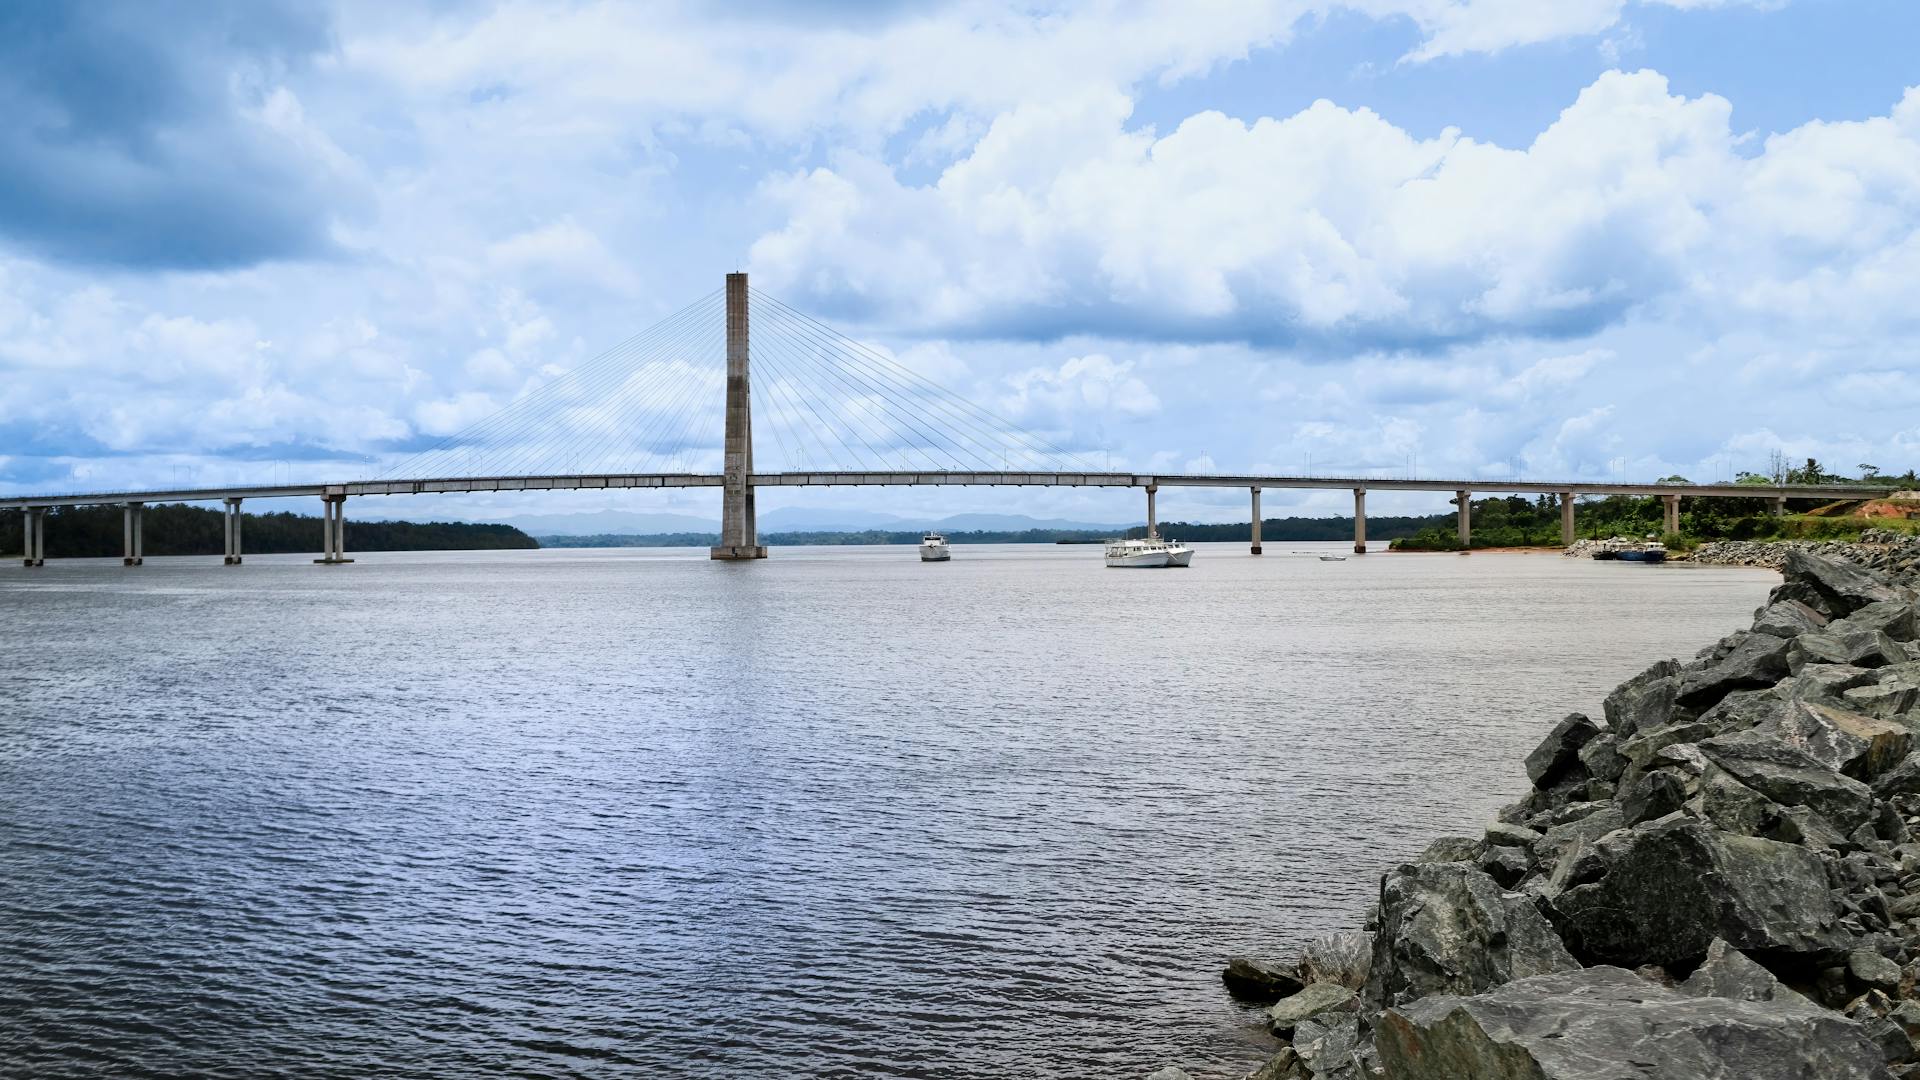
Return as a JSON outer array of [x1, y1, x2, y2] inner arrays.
[[0, 543, 1776, 1079]]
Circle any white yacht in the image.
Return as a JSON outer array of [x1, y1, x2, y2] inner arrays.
[[1104, 536, 1194, 568], [919, 533, 952, 562]]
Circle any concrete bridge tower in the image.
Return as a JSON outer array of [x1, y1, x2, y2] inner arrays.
[[710, 272, 767, 559]]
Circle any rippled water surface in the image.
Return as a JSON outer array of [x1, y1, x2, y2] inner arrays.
[[1, 543, 1777, 1078]]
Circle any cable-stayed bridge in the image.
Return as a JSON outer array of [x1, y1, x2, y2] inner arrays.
[[1, 274, 1889, 566]]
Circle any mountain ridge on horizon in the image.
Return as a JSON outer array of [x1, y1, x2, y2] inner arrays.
[[480, 507, 1142, 536]]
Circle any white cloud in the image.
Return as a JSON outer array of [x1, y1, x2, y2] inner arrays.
[[750, 71, 1916, 357], [1000, 353, 1161, 424]]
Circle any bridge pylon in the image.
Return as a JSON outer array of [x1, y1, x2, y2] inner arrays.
[[711, 272, 767, 560]]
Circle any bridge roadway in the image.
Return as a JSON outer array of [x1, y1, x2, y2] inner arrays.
[[1, 471, 1889, 565]]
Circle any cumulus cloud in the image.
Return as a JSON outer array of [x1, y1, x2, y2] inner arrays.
[[0, 2, 363, 269], [749, 71, 1917, 355], [1380, 0, 1781, 62]]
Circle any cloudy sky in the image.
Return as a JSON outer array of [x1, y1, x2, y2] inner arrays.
[[3, 0, 1917, 526]]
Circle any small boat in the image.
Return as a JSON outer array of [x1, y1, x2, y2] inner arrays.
[[1105, 536, 1192, 568], [1319, 555, 1346, 562], [1590, 537, 1629, 561], [919, 533, 951, 562], [1618, 538, 1668, 564]]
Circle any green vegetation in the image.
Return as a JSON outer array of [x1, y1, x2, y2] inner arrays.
[[1390, 458, 1920, 551], [1, 503, 537, 559], [541, 515, 1458, 548]]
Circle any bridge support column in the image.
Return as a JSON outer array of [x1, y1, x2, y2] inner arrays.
[[1455, 490, 1471, 548], [22, 507, 44, 567], [1772, 496, 1787, 517], [712, 271, 766, 560], [1353, 488, 1367, 554], [315, 495, 354, 564], [1249, 487, 1261, 555], [123, 503, 144, 565], [223, 497, 244, 565], [1146, 484, 1158, 539], [1663, 494, 1681, 536], [1560, 492, 1575, 547]]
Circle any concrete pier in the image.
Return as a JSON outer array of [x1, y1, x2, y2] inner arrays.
[[223, 497, 244, 564], [1560, 492, 1575, 547], [1353, 488, 1367, 554], [1773, 496, 1788, 516], [22, 507, 45, 567], [1455, 490, 1471, 547], [711, 272, 767, 560], [1249, 487, 1262, 555], [1146, 484, 1158, 539], [1663, 494, 1681, 536], [122, 503, 144, 565], [315, 495, 354, 564]]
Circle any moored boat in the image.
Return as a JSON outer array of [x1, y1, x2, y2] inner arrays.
[[1618, 539, 1668, 564], [1105, 537, 1191, 568], [919, 533, 951, 562]]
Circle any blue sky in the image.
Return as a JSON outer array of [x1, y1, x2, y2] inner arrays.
[[2, 0, 1918, 526]]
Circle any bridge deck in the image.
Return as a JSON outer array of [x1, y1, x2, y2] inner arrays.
[[0, 471, 1892, 509]]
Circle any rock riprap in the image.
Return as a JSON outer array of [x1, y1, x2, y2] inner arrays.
[[1200, 550, 1920, 1080]]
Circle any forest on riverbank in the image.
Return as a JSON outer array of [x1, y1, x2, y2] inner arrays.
[[1390, 459, 1920, 551], [1, 504, 537, 558]]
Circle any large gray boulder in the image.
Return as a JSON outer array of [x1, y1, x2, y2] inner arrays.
[[1296, 930, 1373, 991], [1697, 728, 1876, 832], [1752, 598, 1831, 639], [1784, 662, 1879, 705], [1290, 1015, 1362, 1080], [1524, 713, 1600, 787], [1844, 662, 1920, 719], [1677, 633, 1792, 710], [1680, 938, 1805, 1003], [1619, 769, 1689, 826], [1763, 700, 1911, 780], [1577, 732, 1626, 783], [1548, 817, 1847, 967], [1265, 981, 1356, 1036], [1374, 966, 1892, 1080], [1837, 600, 1919, 642], [1758, 595, 1827, 638], [1365, 863, 1579, 1009], [1602, 659, 1685, 740], [1532, 806, 1624, 869], [1690, 765, 1778, 837], [1776, 550, 1912, 619], [1789, 627, 1908, 672], [1417, 835, 1481, 864], [1221, 956, 1303, 1002]]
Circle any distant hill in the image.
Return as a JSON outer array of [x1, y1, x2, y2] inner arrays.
[[496, 509, 720, 536], [507, 506, 1133, 536], [537, 515, 1449, 548]]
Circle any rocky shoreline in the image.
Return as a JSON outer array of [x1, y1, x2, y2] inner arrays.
[[1175, 547, 1920, 1079]]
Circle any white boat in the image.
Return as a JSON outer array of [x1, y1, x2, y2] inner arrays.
[[1319, 555, 1346, 562], [1104, 536, 1193, 568], [919, 533, 951, 562]]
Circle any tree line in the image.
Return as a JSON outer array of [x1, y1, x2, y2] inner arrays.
[[541, 515, 1453, 548], [1391, 459, 1918, 551], [1, 504, 537, 559]]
